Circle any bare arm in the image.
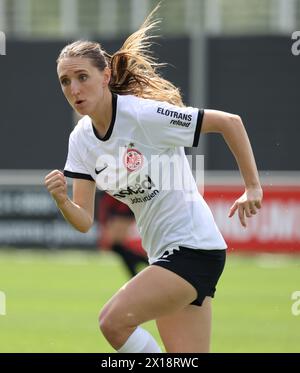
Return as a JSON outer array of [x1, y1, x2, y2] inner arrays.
[[201, 110, 263, 227], [45, 170, 96, 233]]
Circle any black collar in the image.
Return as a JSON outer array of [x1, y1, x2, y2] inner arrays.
[[92, 92, 117, 141]]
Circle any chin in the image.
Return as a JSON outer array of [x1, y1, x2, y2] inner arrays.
[[75, 108, 87, 116], [74, 106, 90, 116]]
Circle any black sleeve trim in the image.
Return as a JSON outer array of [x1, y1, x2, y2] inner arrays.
[[192, 109, 204, 147], [64, 170, 95, 181]]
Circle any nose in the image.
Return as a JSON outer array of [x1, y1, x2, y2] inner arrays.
[[70, 80, 81, 97]]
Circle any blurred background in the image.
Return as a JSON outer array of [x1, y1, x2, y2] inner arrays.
[[0, 0, 299, 353]]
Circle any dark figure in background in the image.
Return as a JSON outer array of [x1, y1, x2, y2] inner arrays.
[[98, 193, 148, 277]]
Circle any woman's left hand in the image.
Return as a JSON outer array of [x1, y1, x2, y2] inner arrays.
[[228, 186, 263, 228]]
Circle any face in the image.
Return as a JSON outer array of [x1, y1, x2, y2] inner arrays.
[[57, 57, 111, 116]]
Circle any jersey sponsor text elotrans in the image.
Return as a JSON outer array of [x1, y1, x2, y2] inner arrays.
[[157, 107, 192, 122]]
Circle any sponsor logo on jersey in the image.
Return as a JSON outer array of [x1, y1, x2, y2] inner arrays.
[[169, 119, 191, 127], [157, 107, 192, 122], [113, 175, 159, 204], [130, 190, 159, 204], [123, 142, 144, 172]]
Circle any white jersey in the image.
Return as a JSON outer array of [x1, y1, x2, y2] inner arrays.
[[64, 94, 227, 263]]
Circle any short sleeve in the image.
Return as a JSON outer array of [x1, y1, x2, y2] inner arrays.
[[137, 99, 204, 148], [64, 132, 94, 181]]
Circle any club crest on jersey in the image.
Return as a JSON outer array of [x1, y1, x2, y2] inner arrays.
[[123, 142, 144, 172]]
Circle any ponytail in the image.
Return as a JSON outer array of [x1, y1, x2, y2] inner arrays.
[[107, 5, 184, 106]]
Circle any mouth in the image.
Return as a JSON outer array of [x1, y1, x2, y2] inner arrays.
[[75, 99, 86, 107]]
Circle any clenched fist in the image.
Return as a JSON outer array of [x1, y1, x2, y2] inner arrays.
[[44, 169, 68, 207]]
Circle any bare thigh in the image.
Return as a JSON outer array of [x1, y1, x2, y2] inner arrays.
[[100, 265, 198, 330], [156, 297, 212, 353]]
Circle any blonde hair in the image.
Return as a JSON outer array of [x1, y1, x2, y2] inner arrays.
[[57, 5, 184, 107]]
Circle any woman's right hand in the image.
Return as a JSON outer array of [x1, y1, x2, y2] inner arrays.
[[44, 170, 68, 207]]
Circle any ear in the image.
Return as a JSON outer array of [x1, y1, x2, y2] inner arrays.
[[102, 67, 111, 87]]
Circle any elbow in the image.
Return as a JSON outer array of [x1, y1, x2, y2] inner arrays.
[[76, 219, 94, 233], [223, 114, 244, 134], [77, 226, 91, 234], [228, 114, 243, 126]]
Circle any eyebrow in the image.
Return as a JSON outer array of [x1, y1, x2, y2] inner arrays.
[[59, 69, 88, 80]]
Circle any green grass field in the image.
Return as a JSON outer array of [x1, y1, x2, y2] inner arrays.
[[0, 249, 299, 352]]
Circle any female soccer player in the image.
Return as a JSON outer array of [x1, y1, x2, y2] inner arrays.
[[45, 7, 262, 352]]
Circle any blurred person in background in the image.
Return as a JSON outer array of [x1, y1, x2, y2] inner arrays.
[[98, 192, 148, 277], [45, 6, 262, 353]]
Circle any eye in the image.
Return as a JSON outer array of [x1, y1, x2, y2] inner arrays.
[[60, 78, 70, 86], [79, 74, 88, 82]]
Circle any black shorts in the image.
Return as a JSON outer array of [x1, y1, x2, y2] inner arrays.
[[151, 246, 226, 306]]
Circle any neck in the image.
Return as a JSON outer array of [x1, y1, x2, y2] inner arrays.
[[91, 89, 113, 137]]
